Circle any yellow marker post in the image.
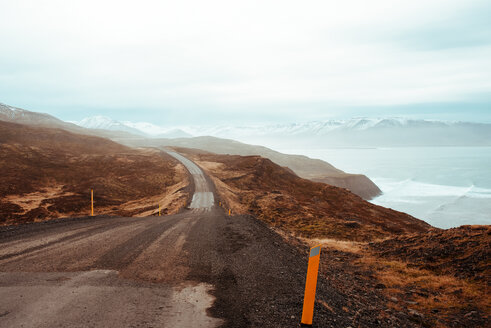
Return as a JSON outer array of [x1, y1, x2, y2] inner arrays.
[[158, 204, 161, 216], [219, 201, 221, 207], [301, 245, 322, 326], [91, 189, 94, 217]]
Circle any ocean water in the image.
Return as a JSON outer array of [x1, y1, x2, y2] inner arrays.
[[279, 147, 491, 229]]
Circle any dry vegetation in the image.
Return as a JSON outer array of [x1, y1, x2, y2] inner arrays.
[[300, 235, 489, 327], [176, 147, 489, 327], [2, 123, 488, 326], [176, 148, 430, 242], [371, 225, 490, 281], [0, 121, 189, 224], [129, 135, 382, 199]]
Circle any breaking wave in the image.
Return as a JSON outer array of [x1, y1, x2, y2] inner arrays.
[[371, 178, 491, 228]]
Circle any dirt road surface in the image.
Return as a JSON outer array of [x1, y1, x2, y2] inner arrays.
[[165, 151, 214, 211], [0, 151, 349, 327]]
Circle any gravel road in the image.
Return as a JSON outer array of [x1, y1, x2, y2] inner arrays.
[[166, 150, 214, 211], [0, 152, 348, 328]]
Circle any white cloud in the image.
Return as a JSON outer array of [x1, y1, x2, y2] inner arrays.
[[0, 0, 489, 123]]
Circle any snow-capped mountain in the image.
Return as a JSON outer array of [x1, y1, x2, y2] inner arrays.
[[74, 116, 145, 136], [71, 114, 491, 147], [183, 117, 452, 138], [1, 102, 63, 124], [182, 118, 489, 148], [73, 116, 191, 138], [7, 100, 487, 148], [0, 102, 87, 132], [122, 121, 192, 138]]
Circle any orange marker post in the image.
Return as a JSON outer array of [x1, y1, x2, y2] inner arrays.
[[301, 244, 322, 326], [228, 209, 231, 216], [91, 189, 94, 217]]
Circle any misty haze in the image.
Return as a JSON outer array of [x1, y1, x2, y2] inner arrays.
[[1, 1, 490, 328]]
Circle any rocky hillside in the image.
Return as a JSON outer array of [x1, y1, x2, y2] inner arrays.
[[0, 121, 189, 224], [175, 148, 429, 241]]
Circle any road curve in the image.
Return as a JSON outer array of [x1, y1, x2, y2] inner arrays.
[[165, 150, 214, 211], [0, 152, 344, 328]]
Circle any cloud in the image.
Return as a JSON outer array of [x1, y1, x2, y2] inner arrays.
[[387, 1, 491, 51], [0, 0, 489, 124]]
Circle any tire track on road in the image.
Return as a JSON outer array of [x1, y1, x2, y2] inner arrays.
[[92, 215, 183, 271], [0, 223, 120, 261], [0, 218, 153, 271]]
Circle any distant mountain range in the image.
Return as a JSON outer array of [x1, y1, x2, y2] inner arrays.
[[212, 118, 491, 148], [6, 101, 490, 148], [0, 103, 137, 139], [73, 115, 491, 148], [0, 102, 381, 199]]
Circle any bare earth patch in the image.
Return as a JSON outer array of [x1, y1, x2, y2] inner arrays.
[[5, 186, 74, 215]]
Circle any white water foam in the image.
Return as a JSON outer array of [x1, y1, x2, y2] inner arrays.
[[373, 178, 491, 199], [371, 178, 491, 228], [278, 147, 491, 228]]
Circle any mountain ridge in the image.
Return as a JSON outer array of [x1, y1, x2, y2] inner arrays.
[[72, 114, 491, 147], [118, 136, 382, 199], [1, 102, 382, 199], [72, 115, 192, 138]]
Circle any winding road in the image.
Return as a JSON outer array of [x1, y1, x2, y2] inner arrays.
[[165, 151, 214, 211], [0, 151, 342, 328]]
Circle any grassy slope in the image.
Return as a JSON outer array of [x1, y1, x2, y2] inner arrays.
[[0, 121, 189, 224], [176, 148, 430, 241], [176, 147, 489, 327], [120, 136, 382, 199]]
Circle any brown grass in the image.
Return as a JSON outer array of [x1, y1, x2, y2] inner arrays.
[[371, 226, 491, 282], [0, 121, 190, 224], [176, 148, 430, 242], [310, 236, 490, 327], [358, 254, 489, 327], [173, 147, 489, 326], [304, 237, 365, 254]]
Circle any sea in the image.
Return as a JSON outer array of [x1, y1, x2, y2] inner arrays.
[[279, 147, 491, 229]]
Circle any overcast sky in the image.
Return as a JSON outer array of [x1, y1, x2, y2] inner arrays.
[[0, 0, 490, 125]]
